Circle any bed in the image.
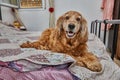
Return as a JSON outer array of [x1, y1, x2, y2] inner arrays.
[[0, 22, 120, 80]]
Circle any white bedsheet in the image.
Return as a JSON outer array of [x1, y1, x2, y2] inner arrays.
[[0, 23, 120, 80]]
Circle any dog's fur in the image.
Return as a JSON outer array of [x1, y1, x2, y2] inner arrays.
[[20, 11, 102, 72]]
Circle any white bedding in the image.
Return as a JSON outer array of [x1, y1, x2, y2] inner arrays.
[[0, 23, 120, 80]]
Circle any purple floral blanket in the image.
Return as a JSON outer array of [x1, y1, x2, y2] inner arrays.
[[0, 23, 120, 80]]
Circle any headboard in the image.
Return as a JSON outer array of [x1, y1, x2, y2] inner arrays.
[[90, 19, 120, 60]]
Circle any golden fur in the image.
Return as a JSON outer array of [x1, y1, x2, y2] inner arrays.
[[20, 11, 102, 72]]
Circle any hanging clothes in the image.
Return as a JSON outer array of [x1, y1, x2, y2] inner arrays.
[[101, 0, 115, 30]]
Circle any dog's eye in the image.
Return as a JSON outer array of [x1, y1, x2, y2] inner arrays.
[[65, 16, 69, 20], [76, 18, 80, 21]]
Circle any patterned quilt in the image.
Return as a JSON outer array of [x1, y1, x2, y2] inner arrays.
[[0, 23, 120, 80]]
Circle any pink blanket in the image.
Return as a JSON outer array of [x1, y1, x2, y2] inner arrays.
[[0, 66, 74, 80]]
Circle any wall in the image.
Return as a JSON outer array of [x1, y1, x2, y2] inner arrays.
[[54, 0, 102, 32], [0, 0, 102, 32], [0, 0, 50, 31], [18, 0, 50, 31], [1, 6, 15, 24]]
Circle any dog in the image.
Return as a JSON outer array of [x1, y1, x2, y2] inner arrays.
[[20, 11, 102, 72]]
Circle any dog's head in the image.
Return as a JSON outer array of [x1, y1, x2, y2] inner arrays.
[[55, 11, 88, 42]]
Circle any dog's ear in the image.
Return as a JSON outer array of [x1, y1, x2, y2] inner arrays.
[[56, 15, 64, 31], [53, 15, 64, 39], [54, 15, 64, 38], [80, 16, 88, 42]]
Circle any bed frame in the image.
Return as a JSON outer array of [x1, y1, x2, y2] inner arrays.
[[90, 19, 120, 60]]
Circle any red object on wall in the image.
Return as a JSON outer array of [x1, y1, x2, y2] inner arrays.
[[49, 7, 54, 13]]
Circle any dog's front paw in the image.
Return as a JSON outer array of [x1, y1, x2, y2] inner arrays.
[[87, 61, 102, 72], [20, 41, 30, 48]]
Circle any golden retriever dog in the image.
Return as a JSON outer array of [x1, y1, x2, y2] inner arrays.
[[20, 11, 102, 72]]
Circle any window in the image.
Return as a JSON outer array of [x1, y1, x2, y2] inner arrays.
[[1, 0, 18, 8], [2, 0, 18, 6], [0, 0, 45, 9], [19, 0, 45, 9]]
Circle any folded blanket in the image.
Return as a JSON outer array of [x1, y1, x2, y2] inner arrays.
[[0, 66, 75, 80]]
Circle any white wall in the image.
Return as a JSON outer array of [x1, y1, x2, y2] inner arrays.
[[54, 0, 102, 32], [18, 0, 50, 31], [1, 6, 15, 24], [0, 0, 50, 31], [0, 0, 102, 32]]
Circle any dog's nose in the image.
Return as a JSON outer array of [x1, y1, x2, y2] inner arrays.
[[68, 24, 75, 30]]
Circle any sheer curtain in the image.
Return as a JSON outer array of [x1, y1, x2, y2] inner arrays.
[[101, 0, 115, 30]]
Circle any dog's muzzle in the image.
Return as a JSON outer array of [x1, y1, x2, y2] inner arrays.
[[66, 24, 76, 38], [68, 24, 75, 30]]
